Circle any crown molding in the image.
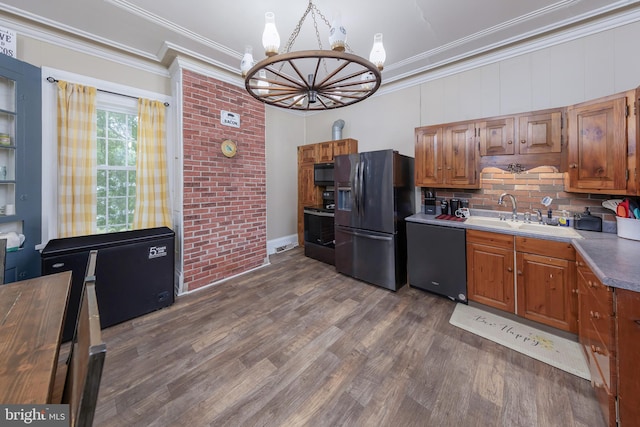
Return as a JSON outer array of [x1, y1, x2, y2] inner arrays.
[[107, 0, 240, 59], [0, 10, 169, 78], [379, 5, 640, 95], [387, 0, 630, 73]]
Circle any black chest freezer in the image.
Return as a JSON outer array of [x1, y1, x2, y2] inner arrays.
[[41, 227, 175, 341]]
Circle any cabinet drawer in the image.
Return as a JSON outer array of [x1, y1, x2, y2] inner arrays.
[[581, 270, 614, 317], [466, 229, 513, 248], [515, 236, 575, 260]]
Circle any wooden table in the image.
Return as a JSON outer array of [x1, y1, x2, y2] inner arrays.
[[0, 271, 72, 404]]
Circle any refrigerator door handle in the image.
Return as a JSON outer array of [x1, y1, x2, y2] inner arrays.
[[354, 161, 361, 214], [336, 227, 393, 241], [359, 158, 365, 217]]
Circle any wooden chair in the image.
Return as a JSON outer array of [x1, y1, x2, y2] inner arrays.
[[55, 250, 106, 427], [0, 238, 6, 284]]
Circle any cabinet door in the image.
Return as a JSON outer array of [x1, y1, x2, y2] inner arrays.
[[318, 142, 333, 162], [616, 288, 640, 427], [298, 144, 318, 165], [478, 117, 515, 156], [518, 110, 562, 154], [333, 138, 357, 157], [566, 96, 627, 192], [466, 231, 515, 312], [414, 126, 443, 186], [0, 55, 42, 282], [516, 252, 577, 332], [444, 123, 478, 187]]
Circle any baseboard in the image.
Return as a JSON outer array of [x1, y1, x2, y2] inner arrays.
[[267, 234, 298, 255]]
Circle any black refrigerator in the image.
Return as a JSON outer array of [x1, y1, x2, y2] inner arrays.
[[41, 227, 175, 342], [334, 150, 414, 291]]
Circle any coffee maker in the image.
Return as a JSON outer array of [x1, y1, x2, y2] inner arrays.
[[322, 191, 335, 209]]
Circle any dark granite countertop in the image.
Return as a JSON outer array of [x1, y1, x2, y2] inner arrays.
[[407, 212, 640, 293]]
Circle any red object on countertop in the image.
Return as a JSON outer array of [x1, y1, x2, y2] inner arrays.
[[436, 214, 467, 222]]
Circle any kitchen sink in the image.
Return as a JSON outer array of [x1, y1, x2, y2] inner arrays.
[[464, 216, 583, 239], [464, 217, 515, 229], [516, 223, 583, 238]]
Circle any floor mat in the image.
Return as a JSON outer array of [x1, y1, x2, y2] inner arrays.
[[449, 303, 590, 380]]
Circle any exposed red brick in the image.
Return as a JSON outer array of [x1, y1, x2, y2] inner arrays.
[[182, 69, 266, 292]]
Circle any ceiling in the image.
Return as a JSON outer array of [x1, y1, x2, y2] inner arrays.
[[2, 0, 640, 85]]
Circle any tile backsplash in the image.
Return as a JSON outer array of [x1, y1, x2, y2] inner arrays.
[[426, 166, 617, 222]]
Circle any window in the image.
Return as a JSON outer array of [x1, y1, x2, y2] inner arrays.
[[96, 107, 138, 233]]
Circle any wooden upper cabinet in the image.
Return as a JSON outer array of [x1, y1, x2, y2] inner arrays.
[[298, 143, 318, 165], [415, 126, 443, 186], [414, 123, 478, 188], [566, 94, 628, 193], [316, 138, 358, 163], [518, 110, 562, 155], [444, 122, 477, 187], [478, 110, 562, 156], [317, 142, 333, 162], [479, 117, 515, 156], [333, 138, 357, 158]]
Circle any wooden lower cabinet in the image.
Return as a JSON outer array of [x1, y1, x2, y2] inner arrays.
[[515, 237, 577, 333], [466, 230, 515, 312], [577, 253, 617, 427], [616, 288, 640, 427], [467, 230, 578, 333]]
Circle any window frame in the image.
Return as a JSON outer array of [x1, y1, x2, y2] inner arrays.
[[41, 66, 174, 248]]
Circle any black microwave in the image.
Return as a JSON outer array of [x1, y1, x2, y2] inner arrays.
[[314, 162, 334, 186]]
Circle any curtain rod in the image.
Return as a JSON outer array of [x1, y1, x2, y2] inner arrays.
[[46, 76, 170, 107]]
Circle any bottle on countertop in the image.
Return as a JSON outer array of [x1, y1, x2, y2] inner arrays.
[[559, 210, 571, 227]]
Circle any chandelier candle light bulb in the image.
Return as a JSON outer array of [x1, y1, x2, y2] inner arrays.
[[328, 13, 347, 51], [240, 45, 254, 77], [369, 33, 386, 71], [257, 69, 269, 95], [262, 12, 280, 56]]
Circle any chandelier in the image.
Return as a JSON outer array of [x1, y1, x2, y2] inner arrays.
[[241, 0, 386, 111]]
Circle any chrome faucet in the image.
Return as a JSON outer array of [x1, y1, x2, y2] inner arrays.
[[498, 193, 518, 221], [535, 209, 543, 224]]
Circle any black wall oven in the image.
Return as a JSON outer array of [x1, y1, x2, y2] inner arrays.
[[313, 162, 334, 187], [304, 207, 334, 246], [303, 206, 335, 265]]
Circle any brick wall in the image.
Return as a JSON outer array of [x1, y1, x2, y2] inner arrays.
[[431, 166, 616, 219], [182, 69, 266, 291]]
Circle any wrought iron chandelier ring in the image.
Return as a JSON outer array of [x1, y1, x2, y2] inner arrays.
[[245, 50, 381, 111]]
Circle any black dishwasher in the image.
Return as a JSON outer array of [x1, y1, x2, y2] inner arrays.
[[406, 221, 467, 302]]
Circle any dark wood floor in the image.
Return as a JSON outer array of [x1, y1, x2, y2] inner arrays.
[[92, 248, 603, 427]]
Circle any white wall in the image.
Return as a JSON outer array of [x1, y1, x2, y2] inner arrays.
[[265, 107, 304, 240], [18, 35, 171, 96]]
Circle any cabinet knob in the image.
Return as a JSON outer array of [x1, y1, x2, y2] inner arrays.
[[520, 139, 526, 144], [571, 288, 578, 294], [569, 163, 578, 169], [590, 310, 601, 320], [507, 267, 513, 272], [507, 140, 513, 145], [590, 344, 604, 355], [587, 280, 594, 288], [517, 270, 523, 276]]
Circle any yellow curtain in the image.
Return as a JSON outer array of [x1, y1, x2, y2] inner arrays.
[[57, 81, 97, 238], [133, 98, 171, 229]]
